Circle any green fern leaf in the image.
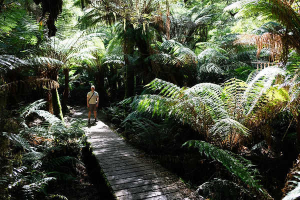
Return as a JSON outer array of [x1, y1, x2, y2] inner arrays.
[[183, 140, 270, 197]]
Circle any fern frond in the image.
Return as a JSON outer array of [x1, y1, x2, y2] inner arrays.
[[20, 99, 47, 118], [282, 155, 300, 200], [283, 184, 300, 200], [31, 110, 61, 126], [0, 55, 28, 71], [2, 132, 33, 152], [22, 177, 56, 197], [210, 118, 249, 137], [145, 78, 183, 98], [243, 67, 286, 115], [198, 63, 224, 74], [183, 140, 269, 196], [23, 152, 45, 163], [131, 94, 177, 118], [222, 78, 248, 117], [27, 57, 64, 67], [0, 78, 60, 94], [43, 156, 81, 171], [185, 83, 222, 96]]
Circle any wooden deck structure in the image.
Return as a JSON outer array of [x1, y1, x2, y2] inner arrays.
[[74, 109, 194, 200]]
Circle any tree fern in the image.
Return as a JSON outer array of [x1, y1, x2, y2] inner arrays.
[[183, 140, 271, 198], [149, 40, 198, 68], [126, 67, 290, 143]]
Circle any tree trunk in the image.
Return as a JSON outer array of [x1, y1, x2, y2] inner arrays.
[[125, 64, 135, 98], [46, 69, 63, 121], [124, 30, 135, 98], [96, 65, 106, 107], [47, 90, 54, 114], [110, 66, 118, 101]]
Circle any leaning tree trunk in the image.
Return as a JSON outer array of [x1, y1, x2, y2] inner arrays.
[[52, 88, 64, 124], [124, 28, 135, 98]]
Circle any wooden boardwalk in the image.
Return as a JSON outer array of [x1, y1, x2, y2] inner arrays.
[[74, 108, 194, 200]]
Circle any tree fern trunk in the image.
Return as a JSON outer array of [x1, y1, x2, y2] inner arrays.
[[47, 91, 54, 114], [110, 66, 117, 101], [96, 65, 106, 107], [46, 68, 63, 122], [125, 64, 135, 98], [124, 28, 135, 98]]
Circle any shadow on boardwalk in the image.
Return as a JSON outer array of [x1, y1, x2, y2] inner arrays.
[[72, 107, 199, 200]]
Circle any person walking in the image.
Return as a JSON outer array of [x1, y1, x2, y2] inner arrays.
[[87, 85, 99, 124]]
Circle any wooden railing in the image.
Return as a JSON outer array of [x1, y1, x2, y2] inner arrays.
[[251, 61, 281, 70]]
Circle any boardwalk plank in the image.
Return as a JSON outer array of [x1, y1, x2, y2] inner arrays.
[[76, 108, 192, 200], [115, 184, 181, 197], [111, 179, 164, 191], [106, 170, 155, 181], [103, 166, 152, 175]]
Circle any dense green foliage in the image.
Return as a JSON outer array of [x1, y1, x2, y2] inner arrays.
[[0, 99, 86, 199], [1, 0, 300, 199]]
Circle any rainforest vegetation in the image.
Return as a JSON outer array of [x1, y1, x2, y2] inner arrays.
[[1, 0, 300, 199]]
